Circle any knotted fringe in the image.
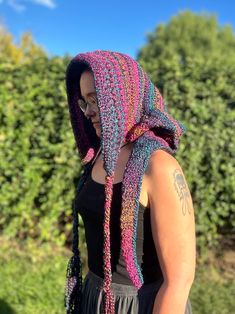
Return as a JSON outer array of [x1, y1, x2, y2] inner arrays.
[[64, 163, 93, 314], [64, 247, 82, 313], [102, 174, 115, 314]]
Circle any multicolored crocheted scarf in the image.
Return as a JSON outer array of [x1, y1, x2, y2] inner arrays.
[[64, 50, 186, 314]]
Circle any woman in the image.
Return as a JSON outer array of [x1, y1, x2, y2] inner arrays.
[[64, 50, 196, 314]]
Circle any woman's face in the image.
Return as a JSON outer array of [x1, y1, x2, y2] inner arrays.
[[79, 70, 101, 138]]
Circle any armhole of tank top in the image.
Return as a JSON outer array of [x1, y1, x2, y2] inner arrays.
[[91, 146, 102, 166]]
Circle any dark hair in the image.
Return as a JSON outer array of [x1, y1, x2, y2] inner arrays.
[[66, 61, 91, 100], [65, 59, 100, 151]]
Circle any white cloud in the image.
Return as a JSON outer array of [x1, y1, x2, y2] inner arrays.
[[0, 0, 56, 11], [8, 0, 25, 12], [29, 0, 56, 9]]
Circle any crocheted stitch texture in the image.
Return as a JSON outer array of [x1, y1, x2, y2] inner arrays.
[[64, 50, 186, 314]]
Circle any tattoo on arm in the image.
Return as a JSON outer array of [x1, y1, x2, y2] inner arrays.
[[173, 169, 192, 216]]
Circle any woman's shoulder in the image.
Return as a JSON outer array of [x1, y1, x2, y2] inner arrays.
[[144, 148, 194, 217], [142, 149, 186, 208], [145, 149, 182, 177]]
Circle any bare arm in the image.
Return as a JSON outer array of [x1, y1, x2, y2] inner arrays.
[[146, 150, 196, 314]]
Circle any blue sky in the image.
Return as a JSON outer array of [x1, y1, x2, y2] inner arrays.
[[0, 0, 234, 59]]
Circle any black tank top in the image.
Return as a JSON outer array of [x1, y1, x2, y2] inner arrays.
[[75, 165, 164, 285]]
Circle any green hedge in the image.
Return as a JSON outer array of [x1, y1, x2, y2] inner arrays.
[[0, 56, 84, 247]]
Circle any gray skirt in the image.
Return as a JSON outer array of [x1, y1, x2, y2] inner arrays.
[[81, 270, 193, 314]]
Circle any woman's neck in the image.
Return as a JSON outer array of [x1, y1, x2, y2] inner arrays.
[[92, 140, 131, 165]]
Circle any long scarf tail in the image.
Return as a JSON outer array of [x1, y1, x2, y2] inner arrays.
[[102, 174, 115, 314]]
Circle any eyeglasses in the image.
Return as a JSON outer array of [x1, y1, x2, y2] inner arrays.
[[77, 96, 98, 113]]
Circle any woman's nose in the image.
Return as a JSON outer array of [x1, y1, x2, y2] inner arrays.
[[84, 104, 96, 119]]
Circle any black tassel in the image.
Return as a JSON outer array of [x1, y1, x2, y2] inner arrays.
[[64, 199, 83, 313], [64, 254, 83, 313]]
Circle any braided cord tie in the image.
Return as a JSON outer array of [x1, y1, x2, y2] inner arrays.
[[102, 174, 115, 314], [64, 163, 92, 313]]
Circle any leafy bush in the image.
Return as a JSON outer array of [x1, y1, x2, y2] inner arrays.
[[0, 55, 85, 247]]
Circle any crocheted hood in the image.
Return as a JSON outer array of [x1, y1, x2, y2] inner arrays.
[[65, 50, 186, 314]]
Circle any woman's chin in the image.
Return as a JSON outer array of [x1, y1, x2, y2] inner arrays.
[[95, 128, 101, 137]]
